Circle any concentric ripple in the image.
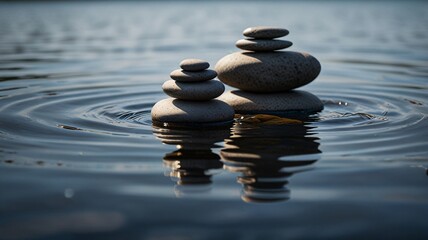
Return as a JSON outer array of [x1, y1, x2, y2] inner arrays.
[[1, 73, 426, 170], [310, 75, 428, 160], [0, 78, 167, 173]]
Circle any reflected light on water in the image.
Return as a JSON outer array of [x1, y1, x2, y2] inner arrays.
[[153, 125, 230, 195], [153, 116, 321, 203], [221, 121, 321, 203]]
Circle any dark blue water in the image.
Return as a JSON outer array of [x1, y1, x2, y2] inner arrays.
[[0, 1, 428, 239]]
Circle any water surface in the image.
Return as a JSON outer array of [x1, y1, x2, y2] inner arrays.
[[0, 1, 428, 239]]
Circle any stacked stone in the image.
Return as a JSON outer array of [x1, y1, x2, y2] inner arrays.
[[216, 26, 324, 114], [151, 59, 234, 126]]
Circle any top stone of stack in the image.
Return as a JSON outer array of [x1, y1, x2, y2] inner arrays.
[[237, 26, 292, 52], [179, 58, 210, 72], [170, 59, 217, 82], [243, 26, 289, 39]]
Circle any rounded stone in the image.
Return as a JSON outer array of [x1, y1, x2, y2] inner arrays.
[[218, 90, 324, 114], [215, 51, 321, 93], [162, 80, 225, 101], [170, 69, 217, 82], [236, 39, 292, 52], [151, 98, 235, 123], [180, 59, 210, 71], [243, 26, 289, 39]]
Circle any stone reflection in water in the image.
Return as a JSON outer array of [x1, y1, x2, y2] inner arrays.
[[152, 125, 230, 197], [221, 121, 321, 203]]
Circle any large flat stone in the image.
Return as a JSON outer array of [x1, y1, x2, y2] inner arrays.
[[151, 98, 235, 123], [215, 51, 321, 92], [218, 90, 324, 114]]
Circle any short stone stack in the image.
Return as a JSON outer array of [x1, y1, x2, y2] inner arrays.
[[216, 26, 324, 114], [151, 59, 234, 126]]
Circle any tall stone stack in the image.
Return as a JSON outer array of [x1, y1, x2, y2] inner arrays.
[[151, 59, 234, 127], [216, 26, 324, 114]]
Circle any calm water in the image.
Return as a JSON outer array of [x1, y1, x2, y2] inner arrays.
[[0, 1, 428, 239]]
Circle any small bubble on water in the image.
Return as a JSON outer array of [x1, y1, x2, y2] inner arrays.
[[64, 188, 74, 198]]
